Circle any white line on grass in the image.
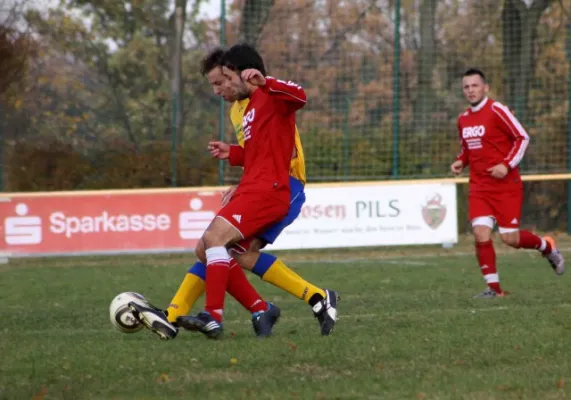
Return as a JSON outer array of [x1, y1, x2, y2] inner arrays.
[[302, 258, 428, 266], [288, 246, 571, 266]]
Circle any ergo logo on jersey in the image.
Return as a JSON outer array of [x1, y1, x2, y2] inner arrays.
[[242, 109, 255, 141], [462, 125, 486, 138]]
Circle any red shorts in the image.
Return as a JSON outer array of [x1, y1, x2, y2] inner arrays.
[[469, 190, 523, 229], [216, 191, 289, 246]]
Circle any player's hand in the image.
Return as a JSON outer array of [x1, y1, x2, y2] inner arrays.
[[221, 185, 237, 207], [208, 141, 230, 159], [487, 163, 508, 179], [450, 160, 464, 176], [241, 69, 266, 87]]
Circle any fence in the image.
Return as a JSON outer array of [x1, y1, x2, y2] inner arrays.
[[1, 0, 570, 230]]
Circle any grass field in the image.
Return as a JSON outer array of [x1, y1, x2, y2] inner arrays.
[[2, 238, 571, 400]]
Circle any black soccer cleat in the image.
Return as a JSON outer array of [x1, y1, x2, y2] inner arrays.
[[177, 312, 224, 340], [312, 289, 339, 336], [251, 302, 281, 337], [128, 302, 178, 340]]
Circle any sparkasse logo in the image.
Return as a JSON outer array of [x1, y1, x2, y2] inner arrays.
[[4, 203, 42, 245]]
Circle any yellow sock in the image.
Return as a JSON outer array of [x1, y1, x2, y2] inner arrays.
[[166, 273, 205, 323], [261, 258, 326, 303]]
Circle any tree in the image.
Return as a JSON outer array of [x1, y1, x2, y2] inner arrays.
[[0, 2, 33, 96], [502, 0, 554, 122], [3, 0, 220, 190], [239, 0, 275, 46], [413, 0, 437, 133]]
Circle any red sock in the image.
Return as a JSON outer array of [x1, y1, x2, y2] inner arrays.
[[226, 259, 267, 314], [517, 230, 551, 255], [204, 247, 231, 323], [475, 240, 503, 294]]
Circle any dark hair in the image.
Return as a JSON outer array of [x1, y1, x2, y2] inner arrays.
[[200, 47, 225, 75], [220, 43, 267, 76], [463, 68, 486, 82]]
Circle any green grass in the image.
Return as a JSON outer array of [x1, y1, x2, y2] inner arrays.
[[1, 241, 571, 400]]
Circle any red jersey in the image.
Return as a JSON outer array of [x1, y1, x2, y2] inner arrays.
[[456, 97, 529, 193], [228, 77, 307, 201]]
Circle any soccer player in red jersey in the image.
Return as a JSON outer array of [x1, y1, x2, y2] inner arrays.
[[450, 68, 564, 298], [179, 44, 309, 337]]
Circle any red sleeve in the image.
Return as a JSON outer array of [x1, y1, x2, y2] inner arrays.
[[455, 118, 469, 166], [491, 102, 530, 170], [228, 145, 244, 166], [260, 76, 307, 113]]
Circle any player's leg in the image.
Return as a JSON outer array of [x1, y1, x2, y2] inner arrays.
[[126, 244, 207, 340], [166, 258, 280, 337], [470, 194, 505, 297], [249, 178, 326, 301], [237, 240, 326, 303], [172, 217, 242, 339], [496, 191, 564, 275], [232, 178, 338, 335], [179, 194, 289, 338], [165, 260, 206, 323], [145, 241, 277, 338], [224, 258, 281, 337], [232, 241, 338, 336]]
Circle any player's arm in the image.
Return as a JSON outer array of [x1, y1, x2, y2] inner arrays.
[[451, 119, 468, 175], [241, 69, 307, 113], [456, 119, 469, 166], [260, 76, 307, 113], [492, 102, 530, 170], [209, 141, 244, 166]]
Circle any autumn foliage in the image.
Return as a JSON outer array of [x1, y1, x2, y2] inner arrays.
[[0, 0, 569, 229]]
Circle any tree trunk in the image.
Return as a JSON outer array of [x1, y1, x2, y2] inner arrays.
[[239, 0, 275, 47], [170, 0, 186, 141], [502, 0, 553, 124], [413, 0, 437, 133]]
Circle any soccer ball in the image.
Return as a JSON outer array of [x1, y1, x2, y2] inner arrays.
[[109, 292, 147, 333]]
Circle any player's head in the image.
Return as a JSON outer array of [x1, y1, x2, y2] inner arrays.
[[200, 47, 238, 102], [220, 43, 267, 100], [462, 68, 489, 106]]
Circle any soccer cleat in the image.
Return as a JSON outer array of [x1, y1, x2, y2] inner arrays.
[[543, 236, 565, 276], [128, 301, 178, 340], [251, 302, 281, 337], [472, 289, 506, 298], [176, 312, 223, 340], [312, 289, 339, 336]]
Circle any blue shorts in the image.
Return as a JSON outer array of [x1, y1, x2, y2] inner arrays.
[[257, 176, 305, 245]]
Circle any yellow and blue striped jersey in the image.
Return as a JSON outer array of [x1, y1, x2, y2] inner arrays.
[[230, 99, 306, 185]]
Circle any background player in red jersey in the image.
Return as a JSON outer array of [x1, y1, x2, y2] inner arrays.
[[450, 68, 564, 298], [179, 44, 308, 338]]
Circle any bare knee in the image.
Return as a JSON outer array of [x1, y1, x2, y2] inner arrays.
[[473, 225, 492, 243], [201, 217, 242, 249], [249, 238, 265, 253], [232, 238, 265, 270], [232, 252, 259, 271], [500, 231, 520, 248], [201, 230, 223, 248]]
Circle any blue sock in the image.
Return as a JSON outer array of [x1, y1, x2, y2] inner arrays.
[[252, 253, 276, 278], [188, 261, 206, 280]]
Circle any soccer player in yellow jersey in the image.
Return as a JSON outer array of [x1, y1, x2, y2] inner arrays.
[[133, 48, 338, 339]]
